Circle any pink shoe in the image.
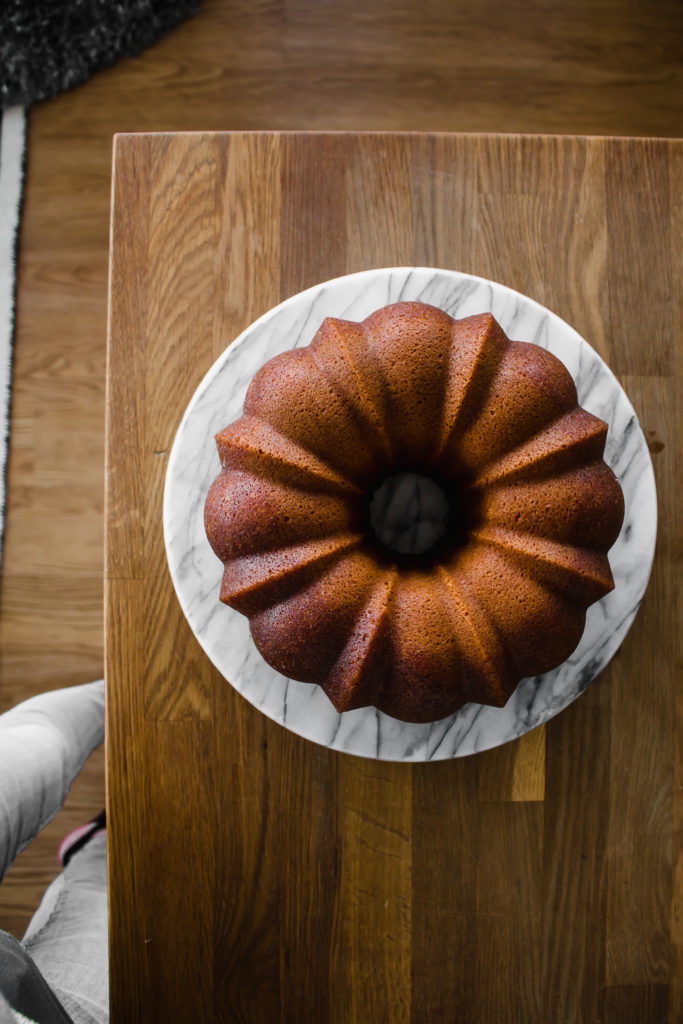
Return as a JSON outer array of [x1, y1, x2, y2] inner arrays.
[[58, 810, 106, 867]]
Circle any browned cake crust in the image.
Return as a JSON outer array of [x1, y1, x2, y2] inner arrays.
[[204, 302, 625, 723]]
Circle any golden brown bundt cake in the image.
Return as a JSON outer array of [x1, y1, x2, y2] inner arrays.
[[204, 302, 625, 723]]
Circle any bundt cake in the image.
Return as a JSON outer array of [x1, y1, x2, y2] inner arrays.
[[204, 301, 625, 723]]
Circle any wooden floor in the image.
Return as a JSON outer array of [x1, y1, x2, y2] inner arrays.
[[0, 0, 681, 950]]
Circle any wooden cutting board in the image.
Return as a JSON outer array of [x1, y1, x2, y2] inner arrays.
[[106, 131, 681, 1023]]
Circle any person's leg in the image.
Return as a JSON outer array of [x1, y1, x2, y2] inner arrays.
[[0, 680, 107, 1021], [0, 680, 105, 881], [22, 833, 108, 1024]]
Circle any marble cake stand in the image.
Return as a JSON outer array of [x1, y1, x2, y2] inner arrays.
[[163, 267, 657, 762]]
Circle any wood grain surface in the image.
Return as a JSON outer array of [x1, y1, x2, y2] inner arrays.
[[1, 0, 681, 951], [106, 131, 680, 1023], [0, 0, 681, 1004]]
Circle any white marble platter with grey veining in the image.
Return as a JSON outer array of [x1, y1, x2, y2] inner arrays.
[[163, 267, 657, 762]]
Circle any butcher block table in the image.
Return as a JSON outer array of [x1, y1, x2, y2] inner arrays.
[[105, 132, 681, 1023]]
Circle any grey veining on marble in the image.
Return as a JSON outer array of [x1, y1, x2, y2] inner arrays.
[[163, 267, 658, 762]]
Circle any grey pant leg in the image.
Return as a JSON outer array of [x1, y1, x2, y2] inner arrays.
[[0, 680, 105, 882], [22, 834, 108, 1024]]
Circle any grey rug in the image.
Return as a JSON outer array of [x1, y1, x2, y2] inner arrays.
[[0, 107, 26, 576]]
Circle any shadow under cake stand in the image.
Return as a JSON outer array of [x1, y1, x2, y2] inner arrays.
[[163, 267, 657, 763]]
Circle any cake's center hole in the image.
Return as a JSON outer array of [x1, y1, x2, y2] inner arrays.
[[369, 473, 450, 555]]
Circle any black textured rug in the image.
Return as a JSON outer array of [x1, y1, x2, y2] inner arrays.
[[1, 0, 200, 108]]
